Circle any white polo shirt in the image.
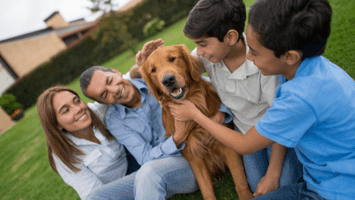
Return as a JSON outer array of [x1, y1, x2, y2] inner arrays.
[[191, 34, 281, 134]]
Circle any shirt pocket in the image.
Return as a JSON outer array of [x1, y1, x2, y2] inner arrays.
[[82, 149, 102, 167]]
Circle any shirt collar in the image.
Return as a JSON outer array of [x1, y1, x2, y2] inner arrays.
[[111, 78, 148, 119], [227, 33, 259, 80]]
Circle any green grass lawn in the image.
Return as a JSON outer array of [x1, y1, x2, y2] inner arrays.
[[1, 0, 354, 199]]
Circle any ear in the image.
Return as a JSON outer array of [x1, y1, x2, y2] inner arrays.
[[225, 30, 239, 45], [176, 44, 201, 82], [111, 68, 122, 77], [283, 50, 302, 66]]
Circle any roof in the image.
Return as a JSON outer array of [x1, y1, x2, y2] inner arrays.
[[44, 11, 60, 22], [0, 21, 98, 44], [0, 28, 54, 44]]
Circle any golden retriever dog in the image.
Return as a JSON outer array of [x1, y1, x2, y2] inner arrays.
[[140, 45, 253, 200]]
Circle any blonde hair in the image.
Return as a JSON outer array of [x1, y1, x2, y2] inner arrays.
[[37, 86, 114, 173]]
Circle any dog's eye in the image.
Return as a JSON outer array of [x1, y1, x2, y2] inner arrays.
[[151, 67, 156, 73], [169, 57, 176, 62]]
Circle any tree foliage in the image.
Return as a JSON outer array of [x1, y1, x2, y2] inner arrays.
[[89, 1, 138, 55]]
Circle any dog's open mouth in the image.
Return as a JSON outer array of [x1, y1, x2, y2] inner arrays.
[[169, 86, 186, 100]]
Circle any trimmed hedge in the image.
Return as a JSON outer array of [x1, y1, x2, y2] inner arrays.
[[5, 0, 199, 110], [6, 37, 124, 110], [121, 0, 199, 41]]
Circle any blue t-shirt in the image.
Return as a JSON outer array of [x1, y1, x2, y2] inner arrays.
[[255, 56, 355, 200]]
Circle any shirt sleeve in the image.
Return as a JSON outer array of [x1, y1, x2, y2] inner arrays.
[[255, 92, 317, 147], [105, 110, 182, 166], [122, 71, 131, 79], [53, 155, 103, 200]]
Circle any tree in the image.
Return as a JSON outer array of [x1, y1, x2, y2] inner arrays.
[[89, 0, 138, 55]]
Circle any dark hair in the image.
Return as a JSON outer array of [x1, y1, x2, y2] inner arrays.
[[184, 0, 246, 42], [249, 0, 332, 59], [37, 86, 114, 173], [79, 66, 113, 99]]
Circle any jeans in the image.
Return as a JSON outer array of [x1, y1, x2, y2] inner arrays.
[[88, 156, 198, 200], [243, 145, 303, 193], [252, 182, 327, 200]]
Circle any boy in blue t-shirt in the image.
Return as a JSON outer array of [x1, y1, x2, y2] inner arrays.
[[168, 0, 355, 199]]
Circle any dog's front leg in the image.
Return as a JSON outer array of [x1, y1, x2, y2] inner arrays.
[[219, 145, 253, 200], [182, 150, 216, 200]]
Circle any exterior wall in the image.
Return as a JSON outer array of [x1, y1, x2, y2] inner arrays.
[[0, 107, 15, 134], [45, 13, 69, 29], [0, 66, 15, 95], [0, 32, 66, 78]]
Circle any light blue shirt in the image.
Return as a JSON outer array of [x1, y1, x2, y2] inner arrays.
[[105, 78, 233, 165], [256, 56, 355, 200]]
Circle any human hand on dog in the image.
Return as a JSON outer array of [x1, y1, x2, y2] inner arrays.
[[173, 119, 189, 148], [136, 38, 164, 66], [168, 100, 200, 122], [253, 174, 279, 197]]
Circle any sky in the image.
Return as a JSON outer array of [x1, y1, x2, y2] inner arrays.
[[0, 0, 133, 41]]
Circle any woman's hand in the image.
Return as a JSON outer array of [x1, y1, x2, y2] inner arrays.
[[135, 38, 164, 66], [168, 100, 200, 121]]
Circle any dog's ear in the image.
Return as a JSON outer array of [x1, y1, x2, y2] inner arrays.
[[140, 62, 161, 100], [176, 45, 201, 82]]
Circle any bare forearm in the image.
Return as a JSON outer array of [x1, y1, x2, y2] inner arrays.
[[266, 143, 287, 178], [192, 111, 273, 155], [173, 133, 185, 149], [130, 64, 142, 78]]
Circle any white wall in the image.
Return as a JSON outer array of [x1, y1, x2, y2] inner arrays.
[[0, 65, 15, 95]]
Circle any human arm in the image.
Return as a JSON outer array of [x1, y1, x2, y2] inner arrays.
[[105, 107, 182, 165], [168, 100, 274, 155], [253, 143, 287, 197], [172, 119, 188, 148], [130, 38, 164, 78]]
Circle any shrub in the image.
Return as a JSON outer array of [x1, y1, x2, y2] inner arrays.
[[5, 36, 124, 110], [143, 18, 165, 37], [0, 93, 23, 115]]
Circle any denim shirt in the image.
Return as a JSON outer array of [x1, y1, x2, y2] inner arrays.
[[105, 79, 183, 165], [105, 78, 233, 165]]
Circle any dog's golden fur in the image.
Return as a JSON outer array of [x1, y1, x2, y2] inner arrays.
[[140, 45, 253, 200]]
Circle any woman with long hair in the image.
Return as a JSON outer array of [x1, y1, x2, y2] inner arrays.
[[37, 86, 138, 200]]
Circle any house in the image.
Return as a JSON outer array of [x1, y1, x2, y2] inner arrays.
[[0, 11, 99, 95], [0, 0, 147, 134]]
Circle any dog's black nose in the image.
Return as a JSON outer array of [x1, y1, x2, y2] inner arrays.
[[162, 74, 176, 87]]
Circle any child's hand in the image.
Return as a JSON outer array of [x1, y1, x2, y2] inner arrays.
[[253, 174, 279, 197], [168, 100, 199, 121], [136, 38, 164, 66]]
